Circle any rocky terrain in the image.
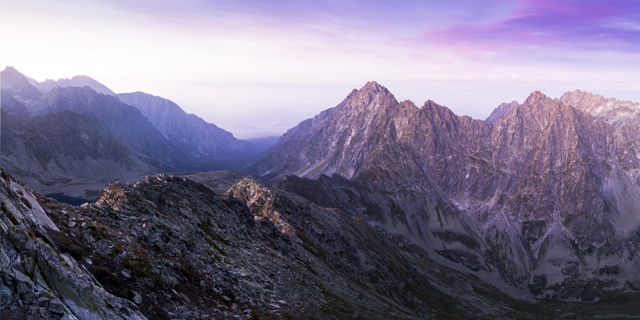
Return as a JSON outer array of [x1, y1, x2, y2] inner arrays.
[[3, 167, 567, 320], [256, 81, 640, 302], [5, 74, 640, 318]]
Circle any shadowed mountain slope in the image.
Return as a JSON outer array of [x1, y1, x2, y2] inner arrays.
[[1, 109, 154, 199], [116, 92, 247, 159], [29, 86, 180, 169]]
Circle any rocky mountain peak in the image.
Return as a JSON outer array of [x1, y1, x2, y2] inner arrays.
[[0, 66, 43, 102], [361, 80, 389, 94]]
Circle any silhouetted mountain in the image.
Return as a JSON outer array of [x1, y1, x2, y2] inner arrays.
[[35, 75, 116, 95]]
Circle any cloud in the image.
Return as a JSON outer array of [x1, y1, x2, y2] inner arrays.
[[424, 0, 640, 56]]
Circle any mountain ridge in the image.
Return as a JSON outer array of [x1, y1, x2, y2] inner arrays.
[[35, 75, 117, 96]]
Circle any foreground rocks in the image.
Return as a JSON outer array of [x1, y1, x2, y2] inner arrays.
[[1, 167, 540, 319], [6, 168, 640, 318]]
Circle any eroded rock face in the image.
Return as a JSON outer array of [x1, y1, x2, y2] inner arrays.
[[257, 82, 640, 301]]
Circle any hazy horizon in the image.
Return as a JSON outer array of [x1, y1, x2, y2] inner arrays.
[[3, 0, 640, 139]]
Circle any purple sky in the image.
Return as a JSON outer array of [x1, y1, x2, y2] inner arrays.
[[3, 0, 640, 138]]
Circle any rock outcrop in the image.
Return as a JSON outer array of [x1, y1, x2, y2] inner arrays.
[[559, 89, 640, 127]]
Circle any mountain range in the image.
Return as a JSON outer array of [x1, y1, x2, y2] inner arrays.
[[4, 71, 640, 319]]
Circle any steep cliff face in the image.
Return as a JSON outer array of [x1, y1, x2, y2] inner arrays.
[[258, 82, 640, 300]]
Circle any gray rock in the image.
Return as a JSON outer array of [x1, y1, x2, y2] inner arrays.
[[36, 296, 50, 307], [133, 292, 143, 305], [39, 306, 51, 319], [48, 298, 65, 314]]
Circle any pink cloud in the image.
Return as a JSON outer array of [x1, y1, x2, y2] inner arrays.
[[424, 0, 640, 55]]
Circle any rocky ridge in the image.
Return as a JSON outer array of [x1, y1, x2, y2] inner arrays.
[[560, 89, 640, 128], [2, 167, 555, 319], [1, 169, 147, 320], [35, 76, 116, 96]]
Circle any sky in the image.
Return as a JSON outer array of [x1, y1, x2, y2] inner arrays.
[[2, 0, 640, 139]]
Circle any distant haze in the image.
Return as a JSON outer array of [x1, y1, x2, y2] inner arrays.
[[3, 0, 640, 139]]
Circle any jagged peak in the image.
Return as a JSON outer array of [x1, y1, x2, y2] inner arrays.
[[359, 81, 390, 94], [526, 90, 549, 100], [2, 65, 19, 73], [520, 90, 560, 109], [1, 66, 28, 79]]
